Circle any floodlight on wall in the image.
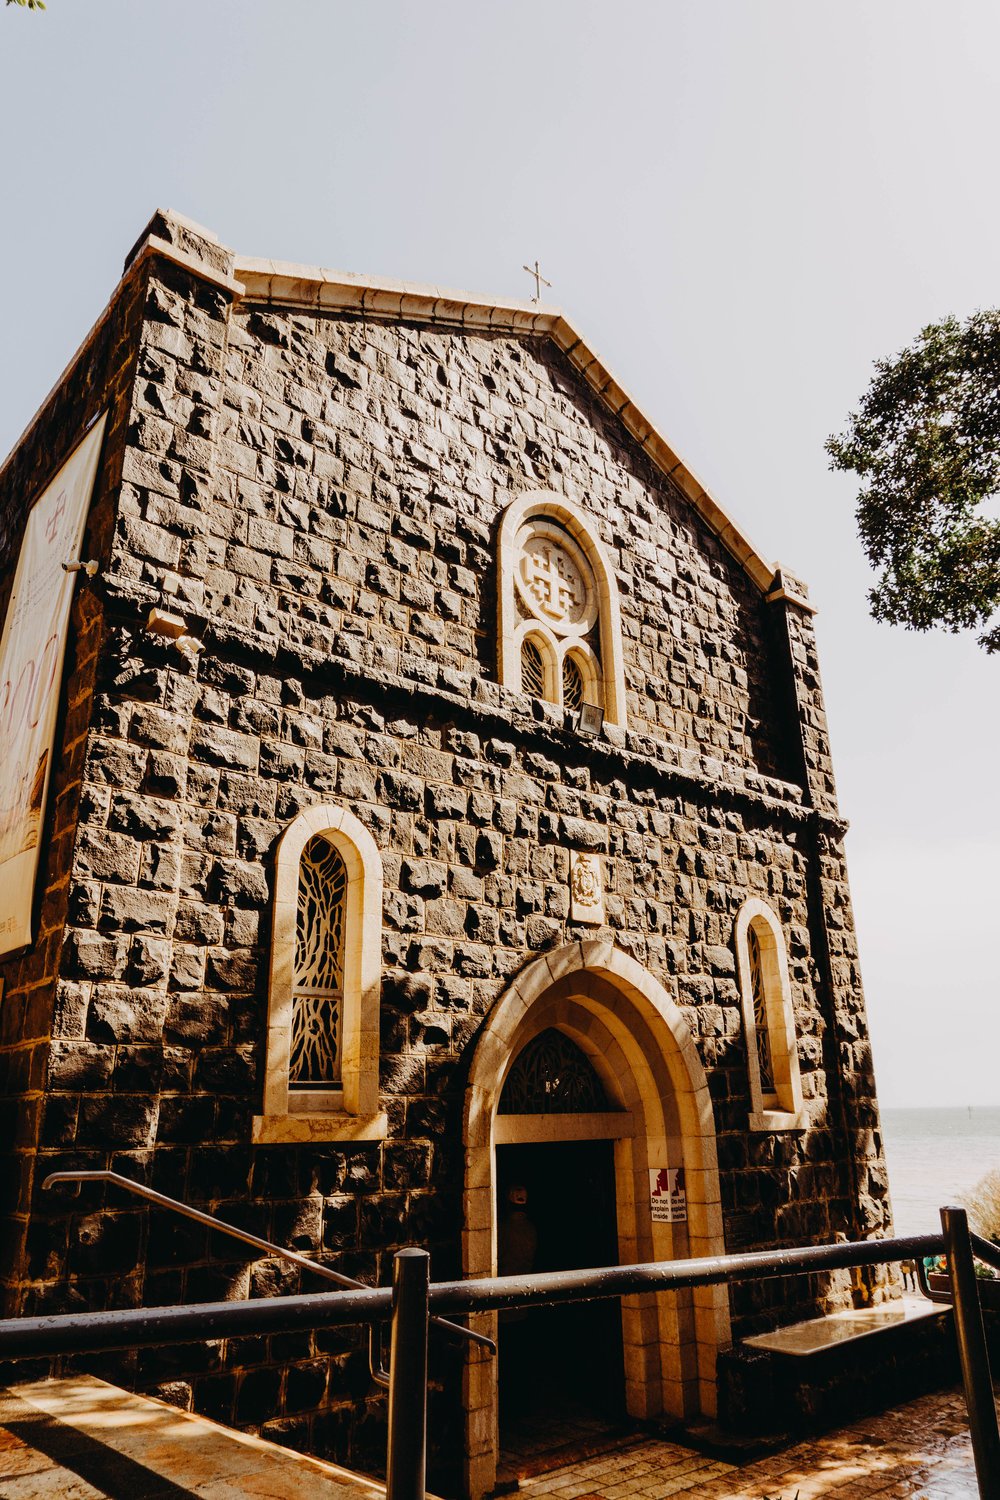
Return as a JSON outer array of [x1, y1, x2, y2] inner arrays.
[[62, 560, 99, 577], [574, 703, 605, 737], [174, 634, 204, 664]]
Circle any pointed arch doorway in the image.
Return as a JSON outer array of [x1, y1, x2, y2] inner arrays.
[[461, 941, 730, 1500]]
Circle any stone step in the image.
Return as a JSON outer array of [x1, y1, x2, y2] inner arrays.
[[0, 1375, 387, 1499]]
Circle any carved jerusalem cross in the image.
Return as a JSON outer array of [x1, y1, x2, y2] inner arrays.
[[523, 544, 583, 619]]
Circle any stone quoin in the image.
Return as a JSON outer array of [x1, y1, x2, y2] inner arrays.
[[0, 211, 891, 1499]]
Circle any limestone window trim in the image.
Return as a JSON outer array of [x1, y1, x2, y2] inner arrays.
[[498, 491, 626, 728], [253, 803, 386, 1144], [461, 941, 731, 1500], [734, 898, 807, 1132]]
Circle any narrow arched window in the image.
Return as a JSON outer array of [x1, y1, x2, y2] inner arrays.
[[521, 637, 547, 701], [746, 925, 774, 1101], [562, 654, 584, 712], [734, 898, 805, 1130], [497, 492, 627, 728], [291, 836, 347, 1088], [255, 804, 386, 1144]]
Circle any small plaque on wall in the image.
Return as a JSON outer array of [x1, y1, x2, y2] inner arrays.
[[649, 1167, 687, 1223], [569, 851, 604, 924]]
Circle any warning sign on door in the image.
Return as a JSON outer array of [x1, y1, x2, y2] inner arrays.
[[649, 1167, 687, 1223]]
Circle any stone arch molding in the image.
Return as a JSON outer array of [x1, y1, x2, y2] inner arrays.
[[497, 490, 627, 727], [254, 803, 387, 1143], [461, 940, 729, 1500]]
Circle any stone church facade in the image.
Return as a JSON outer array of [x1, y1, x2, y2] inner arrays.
[[0, 211, 890, 1496]]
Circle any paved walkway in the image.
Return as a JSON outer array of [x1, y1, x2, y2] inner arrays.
[[515, 1386, 986, 1499], [0, 1375, 988, 1498], [0, 1376, 386, 1499]]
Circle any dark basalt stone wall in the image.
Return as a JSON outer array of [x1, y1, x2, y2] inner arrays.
[[0, 213, 890, 1482]]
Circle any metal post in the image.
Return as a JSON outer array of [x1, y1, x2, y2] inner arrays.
[[941, 1205, 1000, 1497], [386, 1247, 430, 1500]]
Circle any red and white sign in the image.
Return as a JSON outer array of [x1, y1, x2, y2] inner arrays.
[[649, 1166, 687, 1223], [0, 416, 106, 956]]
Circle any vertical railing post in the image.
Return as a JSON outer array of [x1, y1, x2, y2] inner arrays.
[[386, 1247, 430, 1500], [941, 1205, 1000, 1497]]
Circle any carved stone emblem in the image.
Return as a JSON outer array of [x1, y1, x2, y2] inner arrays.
[[570, 851, 605, 924], [514, 522, 598, 637]]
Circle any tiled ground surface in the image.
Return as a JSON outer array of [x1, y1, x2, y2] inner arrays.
[[514, 1386, 988, 1499]]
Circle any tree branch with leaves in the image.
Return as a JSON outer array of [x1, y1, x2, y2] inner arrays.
[[827, 311, 1000, 653]]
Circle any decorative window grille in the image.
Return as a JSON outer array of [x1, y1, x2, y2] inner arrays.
[[521, 637, 546, 700], [498, 1028, 613, 1114], [562, 654, 584, 712], [290, 835, 347, 1087], [747, 924, 776, 1097]]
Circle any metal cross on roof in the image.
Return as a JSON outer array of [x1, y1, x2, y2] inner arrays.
[[522, 260, 552, 303]]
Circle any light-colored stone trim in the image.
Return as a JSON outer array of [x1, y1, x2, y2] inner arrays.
[[748, 1108, 809, 1133], [461, 941, 729, 1500], [765, 584, 818, 616], [252, 1112, 388, 1144], [492, 1110, 633, 1145], [498, 491, 627, 728], [235, 257, 777, 596], [133, 233, 245, 298], [734, 897, 805, 1130], [255, 803, 383, 1141]]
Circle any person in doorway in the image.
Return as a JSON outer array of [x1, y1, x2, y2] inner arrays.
[[900, 1258, 917, 1291], [499, 1184, 538, 1285], [498, 1184, 538, 1420]]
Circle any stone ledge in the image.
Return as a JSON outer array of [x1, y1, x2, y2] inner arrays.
[[748, 1108, 811, 1133], [252, 1112, 388, 1144]]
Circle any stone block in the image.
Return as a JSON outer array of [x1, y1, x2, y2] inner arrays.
[[99, 887, 176, 935], [88, 986, 170, 1044], [400, 859, 447, 898], [189, 725, 259, 772]]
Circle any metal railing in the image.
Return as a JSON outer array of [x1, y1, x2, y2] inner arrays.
[[0, 1202, 997, 1500], [40, 1169, 494, 1387]]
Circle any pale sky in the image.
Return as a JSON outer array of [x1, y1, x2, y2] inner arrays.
[[1, 1, 997, 1108]]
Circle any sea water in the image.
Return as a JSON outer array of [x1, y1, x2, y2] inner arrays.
[[881, 1106, 1000, 1238]]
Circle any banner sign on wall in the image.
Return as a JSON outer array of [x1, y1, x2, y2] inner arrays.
[[649, 1166, 687, 1223], [0, 415, 107, 957]]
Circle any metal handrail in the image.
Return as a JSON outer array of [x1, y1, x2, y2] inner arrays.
[[424, 1231, 947, 1314], [0, 1228, 948, 1362], [41, 1169, 495, 1388], [3, 1207, 996, 1499]]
